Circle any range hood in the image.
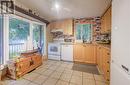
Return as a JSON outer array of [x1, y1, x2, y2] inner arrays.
[[51, 29, 63, 33]]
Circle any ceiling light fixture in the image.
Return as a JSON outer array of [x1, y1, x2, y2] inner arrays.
[[55, 3, 60, 9]]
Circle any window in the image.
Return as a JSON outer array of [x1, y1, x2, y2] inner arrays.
[[32, 24, 44, 54], [32, 24, 41, 49], [8, 16, 45, 60], [82, 24, 92, 42], [9, 17, 30, 59], [0, 15, 4, 64], [76, 24, 92, 43], [76, 24, 82, 40]]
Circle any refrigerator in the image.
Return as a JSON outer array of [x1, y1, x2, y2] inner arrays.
[[111, 0, 130, 85]]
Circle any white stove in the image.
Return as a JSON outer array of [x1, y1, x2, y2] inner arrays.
[[48, 42, 61, 60], [47, 38, 64, 60]]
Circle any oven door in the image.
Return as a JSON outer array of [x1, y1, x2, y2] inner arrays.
[[48, 43, 61, 55]]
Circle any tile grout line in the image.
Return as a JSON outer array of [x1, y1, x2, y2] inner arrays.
[[54, 67, 64, 85], [40, 62, 60, 85], [93, 74, 97, 85], [68, 68, 74, 85], [46, 63, 61, 85], [82, 72, 83, 85], [54, 63, 67, 85]]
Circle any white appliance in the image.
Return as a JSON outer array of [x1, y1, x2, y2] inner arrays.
[[61, 44, 73, 61], [48, 43, 61, 60], [111, 0, 130, 85]]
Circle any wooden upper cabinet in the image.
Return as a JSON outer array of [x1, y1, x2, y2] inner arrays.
[[54, 21, 61, 29], [106, 7, 111, 32], [49, 19, 73, 35], [63, 19, 73, 35], [101, 17, 105, 33], [101, 6, 111, 33], [48, 22, 54, 30]]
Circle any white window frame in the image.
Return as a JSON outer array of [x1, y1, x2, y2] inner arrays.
[[32, 21, 46, 56], [75, 23, 93, 43], [3, 14, 46, 64]]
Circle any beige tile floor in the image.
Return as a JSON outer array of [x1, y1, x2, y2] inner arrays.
[[0, 60, 107, 85]]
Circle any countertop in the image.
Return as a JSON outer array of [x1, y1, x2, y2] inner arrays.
[[60, 42, 111, 49], [60, 42, 74, 45], [95, 43, 111, 49]]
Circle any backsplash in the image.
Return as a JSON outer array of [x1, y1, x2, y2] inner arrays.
[[96, 33, 111, 44], [50, 17, 110, 44], [74, 17, 102, 43]]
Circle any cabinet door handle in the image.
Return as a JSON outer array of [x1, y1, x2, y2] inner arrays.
[[107, 70, 109, 72], [107, 61, 110, 63], [107, 53, 110, 55]]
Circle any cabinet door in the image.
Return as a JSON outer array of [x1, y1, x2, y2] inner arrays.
[[101, 17, 105, 33], [101, 7, 111, 33], [97, 46, 103, 72], [106, 7, 111, 33], [53, 22, 57, 29], [97, 46, 100, 66], [102, 48, 110, 82], [104, 13, 107, 32], [50, 19, 72, 35], [63, 20, 68, 35], [73, 44, 84, 62], [67, 19, 73, 35], [49, 23, 54, 30], [84, 45, 96, 64], [56, 21, 61, 29]]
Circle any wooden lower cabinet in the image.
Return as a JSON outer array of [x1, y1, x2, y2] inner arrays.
[[101, 6, 111, 33], [73, 44, 85, 62], [73, 44, 96, 64], [84, 45, 96, 64], [103, 48, 111, 83], [74, 44, 110, 83], [97, 45, 111, 84], [97, 46, 103, 72]]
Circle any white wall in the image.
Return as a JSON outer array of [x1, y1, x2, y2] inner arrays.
[[111, 0, 130, 85]]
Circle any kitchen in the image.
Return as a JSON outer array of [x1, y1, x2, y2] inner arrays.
[[47, 5, 111, 84], [0, 0, 130, 85]]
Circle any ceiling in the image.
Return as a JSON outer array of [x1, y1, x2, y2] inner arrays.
[[16, 0, 111, 22]]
